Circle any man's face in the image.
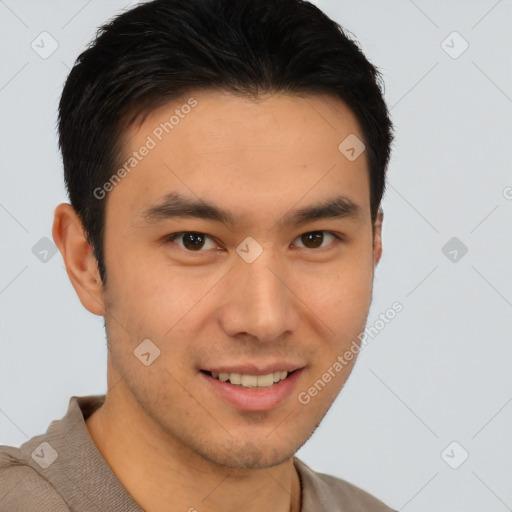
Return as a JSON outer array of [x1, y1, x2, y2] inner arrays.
[[100, 90, 380, 469]]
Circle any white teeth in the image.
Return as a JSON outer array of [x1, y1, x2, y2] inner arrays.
[[229, 373, 242, 385], [208, 370, 290, 388], [256, 373, 274, 387], [241, 374, 258, 387]]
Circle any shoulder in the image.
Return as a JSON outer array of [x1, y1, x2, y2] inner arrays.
[[294, 457, 396, 512], [314, 470, 396, 510], [0, 447, 70, 512]]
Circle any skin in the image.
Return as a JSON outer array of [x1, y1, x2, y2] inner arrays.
[[52, 89, 383, 512]]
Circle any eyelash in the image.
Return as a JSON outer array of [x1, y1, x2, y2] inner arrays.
[[163, 231, 344, 253]]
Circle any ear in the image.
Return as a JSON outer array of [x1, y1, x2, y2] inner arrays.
[[52, 203, 105, 316], [373, 207, 383, 267]]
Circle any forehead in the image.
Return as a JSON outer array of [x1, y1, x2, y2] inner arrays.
[[107, 90, 370, 226], [123, 89, 365, 161]]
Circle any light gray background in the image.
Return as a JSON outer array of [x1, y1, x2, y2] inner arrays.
[[1, 1, 511, 510]]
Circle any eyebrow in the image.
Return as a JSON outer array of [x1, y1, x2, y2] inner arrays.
[[139, 191, 362, 228]]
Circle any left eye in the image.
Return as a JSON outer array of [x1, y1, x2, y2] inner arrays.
[[164, 231, 342, 252], [292, 231, 341, 250]]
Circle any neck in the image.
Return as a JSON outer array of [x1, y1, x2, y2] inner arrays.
[[85, 383, 302, 512]]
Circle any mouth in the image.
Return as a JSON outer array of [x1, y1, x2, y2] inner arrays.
[[199, 367, 304, 411], [200, 369, 295, 390]]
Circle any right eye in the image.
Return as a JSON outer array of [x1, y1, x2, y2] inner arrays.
[[163, 232, 220, 252]]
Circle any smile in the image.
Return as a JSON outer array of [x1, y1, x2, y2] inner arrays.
[[203, 370, 290, 389], [199, 368, 303, 412]]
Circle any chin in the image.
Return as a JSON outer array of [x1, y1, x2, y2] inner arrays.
[[201, 441, 295, 470]]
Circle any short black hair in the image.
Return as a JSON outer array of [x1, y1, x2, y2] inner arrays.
[[58, 0, 394, 285]]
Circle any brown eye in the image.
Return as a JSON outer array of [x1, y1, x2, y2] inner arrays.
[[294, 231, 340, 250], [166, 232, 217, 252], [182, 232, 205, 250]]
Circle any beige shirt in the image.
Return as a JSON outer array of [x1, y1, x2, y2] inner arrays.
[[0, 395, 395, 511]]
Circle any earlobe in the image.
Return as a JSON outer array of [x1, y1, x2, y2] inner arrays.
[[52, 203, 105, 316], [373, 207, 383, 267]]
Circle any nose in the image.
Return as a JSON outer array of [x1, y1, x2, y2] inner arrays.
[[217, 250, 300, 344]]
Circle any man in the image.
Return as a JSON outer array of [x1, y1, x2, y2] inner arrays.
[[0, 0, 395, 510]]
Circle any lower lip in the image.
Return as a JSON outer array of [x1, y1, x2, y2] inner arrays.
[[200, 369, 303, 412]]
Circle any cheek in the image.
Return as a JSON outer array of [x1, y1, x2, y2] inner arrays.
[[106, 248, 224, 345], [306, 252, 374, 318], [105, 240, 175, 306], [297, 252, 374, 363]]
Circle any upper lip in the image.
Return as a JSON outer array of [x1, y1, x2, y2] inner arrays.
[[201, 363, 304, 375]]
